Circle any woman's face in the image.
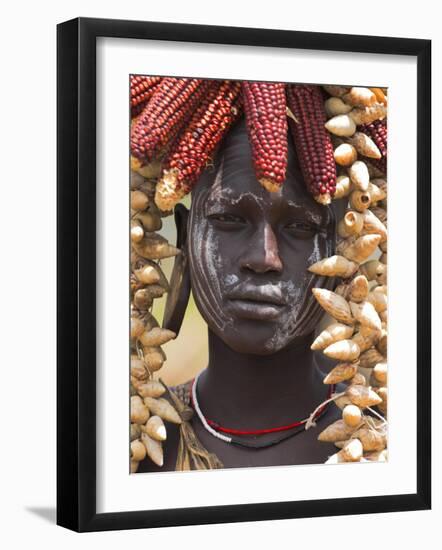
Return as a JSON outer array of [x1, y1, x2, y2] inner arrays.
[[187, 118, 335, 355]]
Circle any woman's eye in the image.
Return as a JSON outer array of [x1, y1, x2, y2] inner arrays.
[[284, 221, 316, 237], [208, 213, 246, 224]]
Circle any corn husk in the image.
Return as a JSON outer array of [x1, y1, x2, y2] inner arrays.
[[349, 103, 387, 125], [343, 87, 377, 107]]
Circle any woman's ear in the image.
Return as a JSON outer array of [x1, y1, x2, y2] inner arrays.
[[162, 204, 191, 335]]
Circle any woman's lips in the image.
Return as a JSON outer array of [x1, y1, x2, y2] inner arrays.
[[226, 284, 287, 320]]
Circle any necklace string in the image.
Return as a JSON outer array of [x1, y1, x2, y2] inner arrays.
[[190, 370, 335, 449]]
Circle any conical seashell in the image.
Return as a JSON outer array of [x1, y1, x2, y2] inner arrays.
[[130, 423, 142, 442], [371, 178, 387, 198], [364, 449, 388, 462], [134, 285, 166, 310], [376, 263, 387, 285], [359, 348, 385, 369], [134, 264, 161, 285], [352, 427, 386, 452], [325, 97, 353, 116], [133, 233, 180, 260], [361, 209, 387, 242], [359, 259, 381, 281], [334, 282, 350, 299], [139, 327, 176, 347], [349, 103, 387, 125], [379, 240, 388, 253], [349, 189, 371, 212], [143, 346, 166, 372], [325, 114, 356, 137], [131, 157, 162, 179], [373, 362, 387, 384], [374, 387, 388, 415], [131, 189, 149, 211], [334, 175, 352, 199], [337, 210, 364, 238], [348, 132, 381, 159], [130, 355, 148, 381], [352, 325, 381, 354], [312, 288, 353, 325], [342, 404, 362, 427], [367, 290, 387, 313], [376, 330, 387, 356], [347, 275, 369, 302], [342, 234, 381, 264], [379, 252, 387, 264], [308, 255, 358, 278], [135, 209, 162, 232], [334, 440, 348, 449], [131, 395, 150, 424], [312, 323, 354, 351], [343, 87, 376, 107], [333, 393, 352, 409], [141, 432, 164, 467], [348, 372, 366, 386], [130, 460, 140, 473], [131, 316, 145, 339], [350, 300, 382, 331], [323, 339, 360, 361], [323, 362, 358, 384], [340, 438, 363, 462], [131, 219, 145, 243], [143, 397, 182, 424], [136, 380, 166, 398], [143, 415, 167, 441], [370, 205, 387, 223], [345, 384, 382, 408], [131, 439, 147, 462], [324, 452, 346, 464], [368, 182, 387, 203], [334, 143, 357, 166], [318, 419, 358, 443], [131, 169, 146, 190], [348, 160, 370, 192]]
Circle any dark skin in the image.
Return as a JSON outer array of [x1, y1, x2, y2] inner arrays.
[[138, 118, 345, 473]]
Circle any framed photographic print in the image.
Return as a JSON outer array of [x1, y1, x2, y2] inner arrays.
[[57, 17, 431, 532]]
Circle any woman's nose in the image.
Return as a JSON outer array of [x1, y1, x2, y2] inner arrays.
[[240, 222, 283, 274]]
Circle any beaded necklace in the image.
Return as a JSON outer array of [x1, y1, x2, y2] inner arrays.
[[190, 370, 336, 449]]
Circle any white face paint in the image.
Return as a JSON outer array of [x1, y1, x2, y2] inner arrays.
[[186, 118, 336, 355]]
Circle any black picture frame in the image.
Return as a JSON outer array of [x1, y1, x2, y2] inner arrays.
[[57, 17, 431, 532]]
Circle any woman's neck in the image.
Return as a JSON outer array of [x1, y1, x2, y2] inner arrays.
[[195, 328, 328, 430]]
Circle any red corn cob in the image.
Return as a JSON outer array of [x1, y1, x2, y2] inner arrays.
[[155, 81, 242, 211], [130, 78, 210, 172], [358, 119, 387, 175], [130, 75, 162, 118], [286, 85, 337, 205], [242, 81, 288, 192]]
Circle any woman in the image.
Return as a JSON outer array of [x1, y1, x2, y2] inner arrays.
[[137, 116, 346, 473]]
